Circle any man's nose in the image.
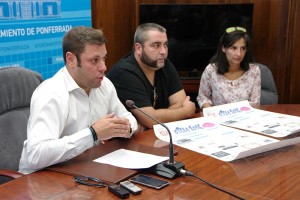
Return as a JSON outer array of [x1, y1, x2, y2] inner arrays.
[[160, 45, 167, 54], [99, 60, 107, 72]]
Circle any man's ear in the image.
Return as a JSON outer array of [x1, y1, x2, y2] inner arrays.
[[134, 43, 142, 54], [66, 52, 76, 67]]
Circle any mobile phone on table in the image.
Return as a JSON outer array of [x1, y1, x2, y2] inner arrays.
[[130, 174, 169, 190]]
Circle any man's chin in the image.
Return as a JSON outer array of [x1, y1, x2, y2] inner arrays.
[[146, 65, 160, 70], [155, 60, 164, 67], [93, 81, 102, 88], [157, 63, 165, 69]]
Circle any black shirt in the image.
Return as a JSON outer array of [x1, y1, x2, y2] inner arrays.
[[107, 52, 183, 109]]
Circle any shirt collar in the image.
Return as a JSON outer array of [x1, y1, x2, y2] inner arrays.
[[61, 66, 81, 93]]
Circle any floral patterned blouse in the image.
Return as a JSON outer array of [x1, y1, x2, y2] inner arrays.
[[197, 63, 261, 108]]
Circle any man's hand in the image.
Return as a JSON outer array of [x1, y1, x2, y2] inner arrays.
[[91, 113, 132, 141], [202, 103, 212, 108], [182, 96, 196, 118], [137, 121, 147, 133]]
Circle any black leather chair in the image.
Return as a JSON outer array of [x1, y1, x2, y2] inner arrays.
[[257, 63, 278, 105], [0, 67, 43, 184]]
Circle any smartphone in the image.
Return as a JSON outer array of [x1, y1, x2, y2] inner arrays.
[[130, 174, 169, 190]]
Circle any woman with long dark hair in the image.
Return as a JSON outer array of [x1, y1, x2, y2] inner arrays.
[[197, 27, 261, 108]]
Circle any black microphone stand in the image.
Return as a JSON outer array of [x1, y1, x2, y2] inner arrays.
[[147, 122, 185, 179], [127, 100, 185, 179]]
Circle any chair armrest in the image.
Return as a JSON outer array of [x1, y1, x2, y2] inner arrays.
[[0, 169, 23, 179]]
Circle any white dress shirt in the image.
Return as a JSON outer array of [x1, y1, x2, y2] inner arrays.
[[19, 67, 137, 174]]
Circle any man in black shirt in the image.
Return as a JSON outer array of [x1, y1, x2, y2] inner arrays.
[[107, 23, 195, 131]]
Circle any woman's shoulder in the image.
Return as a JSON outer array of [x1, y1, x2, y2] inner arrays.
[[249, 63, 261, 73], [249, 63, 260, 70], [201, 64, 218, 79], [246, 63, 261, 78], [204, 63, 217, 72]]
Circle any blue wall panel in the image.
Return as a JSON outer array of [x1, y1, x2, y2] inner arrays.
[[0, 0, 91, 79]]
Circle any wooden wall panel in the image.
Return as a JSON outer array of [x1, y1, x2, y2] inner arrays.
[[287, 0, 300, 103], [251, 0, 290, 103], [91, 0, 136, 69]]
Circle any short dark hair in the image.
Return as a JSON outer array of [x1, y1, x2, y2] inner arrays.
[[62, 26, 107, 63], [133, 23, 166, 46], [210, 28, 254, 74]]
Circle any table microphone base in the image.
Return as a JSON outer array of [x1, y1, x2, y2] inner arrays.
[[148, 162, 185, 179]]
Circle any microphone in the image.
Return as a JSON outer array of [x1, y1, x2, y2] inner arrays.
[[126, 100, 185, 179]]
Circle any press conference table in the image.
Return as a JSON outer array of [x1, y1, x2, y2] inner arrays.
[[1, 104, 300, 200]]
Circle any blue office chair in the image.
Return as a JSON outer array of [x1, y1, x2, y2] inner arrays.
[[257, 63, 278, 105], [0, 67, 43, 184]]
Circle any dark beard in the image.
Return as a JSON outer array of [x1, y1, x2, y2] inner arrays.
[[140, 51, 159, 69]]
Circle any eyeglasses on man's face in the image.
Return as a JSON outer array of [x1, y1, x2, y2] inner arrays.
[[226, 27, 247, 33]]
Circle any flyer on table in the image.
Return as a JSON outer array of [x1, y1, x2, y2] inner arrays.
[[153, 117, 300, 162], [203, 101, 300, 138]]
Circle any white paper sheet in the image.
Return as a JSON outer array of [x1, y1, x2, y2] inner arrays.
[[93, 149, 168, 169]]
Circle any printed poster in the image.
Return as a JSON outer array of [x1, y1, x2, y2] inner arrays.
[[153, 117, 300, 162], [203, 101, 300, 138]]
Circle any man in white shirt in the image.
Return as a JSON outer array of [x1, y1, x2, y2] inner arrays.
[[19, 26, 138, 174]]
